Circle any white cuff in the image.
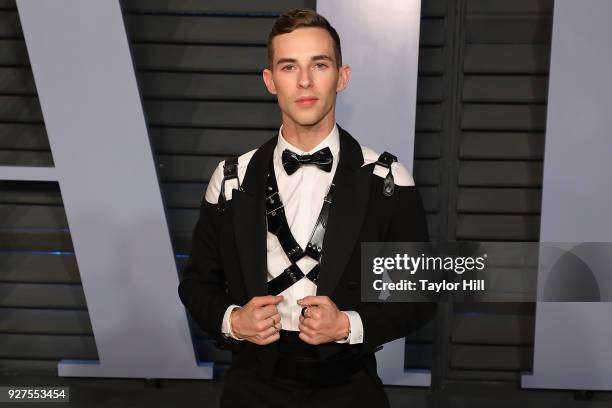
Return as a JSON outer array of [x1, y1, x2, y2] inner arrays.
[[221, 304, 244, 341], [334, 311, 364, 344]]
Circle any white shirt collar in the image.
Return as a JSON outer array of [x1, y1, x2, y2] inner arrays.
[[275, 124, 340, 160]]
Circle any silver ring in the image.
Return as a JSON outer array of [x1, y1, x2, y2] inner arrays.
[[301, 306, 309, 318]]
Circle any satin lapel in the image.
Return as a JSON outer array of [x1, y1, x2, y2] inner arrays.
[[316, 127, 372, 296], [232, 136, 277, 298]]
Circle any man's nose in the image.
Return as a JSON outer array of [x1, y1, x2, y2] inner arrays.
[[298, 69, 312, 88]]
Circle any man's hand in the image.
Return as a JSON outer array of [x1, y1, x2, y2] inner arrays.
[[297, 296, 350, 345], [231, 295, 283, 345]]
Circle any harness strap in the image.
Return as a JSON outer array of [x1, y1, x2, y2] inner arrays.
[[265, 168, 305, 264], [267, 263, 322, 296], [217, 157, 240, 211], [374, 151, 398, 197]]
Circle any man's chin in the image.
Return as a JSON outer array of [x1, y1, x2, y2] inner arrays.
[[288, 113, 327, 128]]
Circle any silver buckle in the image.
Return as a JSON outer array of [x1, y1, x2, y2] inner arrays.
[[266, 204, 284, 216]]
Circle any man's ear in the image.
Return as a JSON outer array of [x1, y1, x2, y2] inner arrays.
[[336, 64, 351, 93], [262, 68, 277, 95]]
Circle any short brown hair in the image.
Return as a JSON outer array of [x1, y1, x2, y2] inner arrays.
[[267, 8, 342, 69]]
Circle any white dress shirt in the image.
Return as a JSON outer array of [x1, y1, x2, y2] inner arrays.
[[206, 124, 364, 344]]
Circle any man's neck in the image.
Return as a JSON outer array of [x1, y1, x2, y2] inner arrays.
[[281, 117, 336, 152]]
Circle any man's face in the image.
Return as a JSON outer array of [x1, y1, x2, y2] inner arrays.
[[263, 27, 350, 129]]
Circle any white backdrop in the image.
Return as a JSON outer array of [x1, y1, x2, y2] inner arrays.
[[317, 0, 428, 386], [522, 0, 612, 391]]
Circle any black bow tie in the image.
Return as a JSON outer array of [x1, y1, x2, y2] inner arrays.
[[281, 146, 333, 175]]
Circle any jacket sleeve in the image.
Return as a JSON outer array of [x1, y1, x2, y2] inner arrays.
[[177, 163, 242, 351], [354, 185, 437, 357]]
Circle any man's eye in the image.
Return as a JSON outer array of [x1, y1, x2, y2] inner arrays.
[[282, 65, 295, 71], [315, 63, 328, 69]]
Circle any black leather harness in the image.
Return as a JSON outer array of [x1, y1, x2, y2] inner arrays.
[[264, 158, 336, 295], [216, 150, 397, 294]]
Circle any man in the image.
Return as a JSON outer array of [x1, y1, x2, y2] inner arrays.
[[178, 8, 435, 408]]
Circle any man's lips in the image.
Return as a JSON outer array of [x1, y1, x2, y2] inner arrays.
[[295, 97, 318, 107]]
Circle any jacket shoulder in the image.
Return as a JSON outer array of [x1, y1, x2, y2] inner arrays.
[[360, 146, 415, 187], [204, 148, 257, 204]]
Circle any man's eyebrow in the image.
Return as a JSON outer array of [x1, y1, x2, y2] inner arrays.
[[275, 58, 298, 66], [312, 55, 332, 62]]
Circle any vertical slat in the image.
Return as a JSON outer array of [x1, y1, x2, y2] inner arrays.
[[446, 0, 553, 384]]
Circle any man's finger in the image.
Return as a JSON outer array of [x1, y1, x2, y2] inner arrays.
[[259, 325, 279, 340], [299, 331, 321, 345], [299, 316, 315, 330], [298, 321, 316, 336], [298, 331, 314, 344], [251, 295, 283, 307], [297, 295, 330, 307], [258, 314, 280, 331], [260, 331, 280, 345], [269, 313, 281, 325], [258, 304, 280, 319], [306, 307, 322, 320]]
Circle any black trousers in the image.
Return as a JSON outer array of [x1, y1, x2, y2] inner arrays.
[[219, 331, 390, 408]]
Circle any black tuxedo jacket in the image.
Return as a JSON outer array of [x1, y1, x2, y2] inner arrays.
[[178, 126, 436, 380]]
